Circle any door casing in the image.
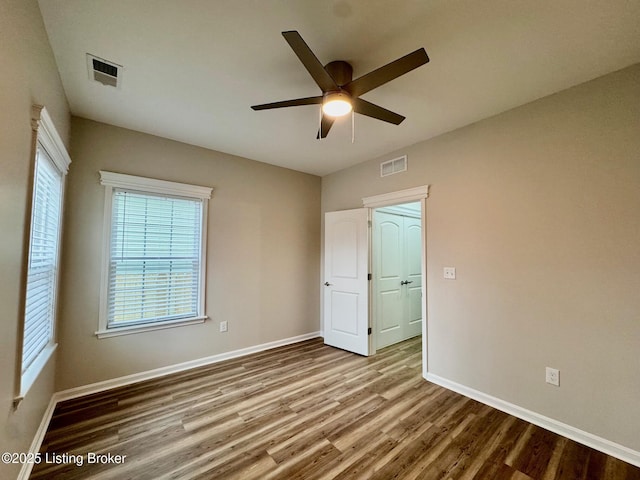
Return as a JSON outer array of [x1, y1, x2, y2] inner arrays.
[[362, 185, 429, 377]]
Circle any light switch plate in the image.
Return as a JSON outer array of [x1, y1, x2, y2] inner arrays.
[[444, 267, 456, 280]]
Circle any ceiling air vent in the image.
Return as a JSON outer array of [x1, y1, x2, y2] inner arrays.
[[380, 155, 407, 177], [87, 54, 122, 88]]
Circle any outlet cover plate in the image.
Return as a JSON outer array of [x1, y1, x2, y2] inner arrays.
[[546, 367, 560, 386], [444, 267, 456, 280]]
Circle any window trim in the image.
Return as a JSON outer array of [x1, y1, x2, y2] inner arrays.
[[16, 106, 71, 403], [97, 171, 213, 338]]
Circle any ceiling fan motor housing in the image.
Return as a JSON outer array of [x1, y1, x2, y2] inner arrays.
[[323, 62, 354, 116], [325, 60, 353, 87]]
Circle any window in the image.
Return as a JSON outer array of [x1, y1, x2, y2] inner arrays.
[[19, 106, 70, 400], [98, 172, 212, 338]]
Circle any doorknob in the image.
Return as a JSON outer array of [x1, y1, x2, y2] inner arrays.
[[400, 280, 414, 285], [324, 282, 332, 286]]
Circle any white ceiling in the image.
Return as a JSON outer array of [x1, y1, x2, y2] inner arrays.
[[38, 0, 640, 176]]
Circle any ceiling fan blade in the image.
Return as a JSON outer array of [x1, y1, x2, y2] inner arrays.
[[317, 115, 335, 139], [345, 48, 429, 97], [282, 31, 338, 93], [251, 96, 323, 110], [353, 98, 405, 125]]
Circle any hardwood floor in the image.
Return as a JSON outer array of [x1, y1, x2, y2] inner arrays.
[[31, 337, 639, 479]]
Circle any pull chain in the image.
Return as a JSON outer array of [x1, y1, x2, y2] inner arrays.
[[351, 110, 355, 144]]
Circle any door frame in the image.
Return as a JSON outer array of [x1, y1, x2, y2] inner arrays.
[[363, 185, 429, 376]]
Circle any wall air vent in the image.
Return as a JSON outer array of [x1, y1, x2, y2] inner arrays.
[[87, 54, 122, 88], [380, 155, 408, 177]]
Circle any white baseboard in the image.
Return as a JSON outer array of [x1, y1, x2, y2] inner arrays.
[[424, 373, 640, 468], [17, 395, 58, 480], [19, 331, 321, 480]]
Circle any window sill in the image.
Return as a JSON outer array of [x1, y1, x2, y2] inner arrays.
[[15, 343, 58, 408], [95, 316, 208, 339]]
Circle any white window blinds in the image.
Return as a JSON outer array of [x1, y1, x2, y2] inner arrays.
[[22, 146, 63, 373], [107, 190, 203, 327]]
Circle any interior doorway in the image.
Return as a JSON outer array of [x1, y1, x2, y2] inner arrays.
[[362, 185, 428, 376], [372, 202, 423, 351], [323, 185, 429, 374]]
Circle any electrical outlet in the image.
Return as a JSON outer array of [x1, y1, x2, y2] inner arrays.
[[545, 367, 560, 386], [219, 321, 228, 333], [444, 267, 456, 280]]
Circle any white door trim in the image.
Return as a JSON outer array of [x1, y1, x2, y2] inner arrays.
[[362, 185, 429, 376], [362, 185, 429, 208]]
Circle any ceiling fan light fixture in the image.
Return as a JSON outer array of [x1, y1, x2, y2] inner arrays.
[[322, 92, 352, 117], [251, 31, 430, 138]]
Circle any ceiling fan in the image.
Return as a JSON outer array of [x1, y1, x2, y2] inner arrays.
[[251, 31, 430, 139]]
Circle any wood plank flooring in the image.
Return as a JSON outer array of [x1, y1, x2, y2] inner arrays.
[[31, 337, 640, 479]]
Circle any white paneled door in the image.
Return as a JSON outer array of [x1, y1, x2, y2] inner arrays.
[[323, 208, 370, 356], [373, 211, 422, 349], [404, 216, 423, 339]]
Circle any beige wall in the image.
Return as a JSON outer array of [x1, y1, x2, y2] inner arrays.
[[56, 118, 321, 390], [322, 64, 640, 451], [0, 0, 70, 477]]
